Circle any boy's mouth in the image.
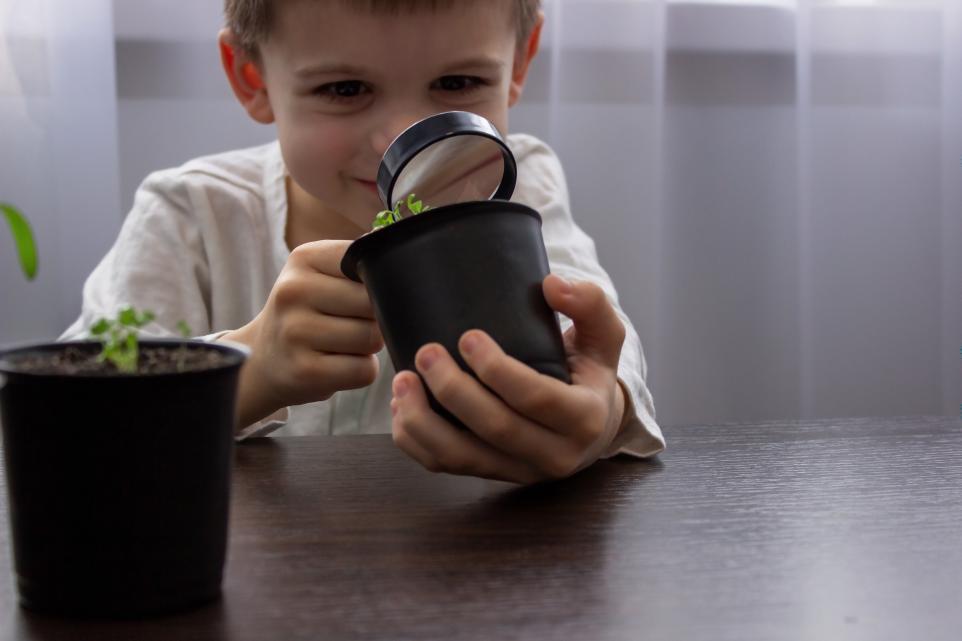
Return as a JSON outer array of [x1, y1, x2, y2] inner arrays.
[[357, 179, 378, 196]]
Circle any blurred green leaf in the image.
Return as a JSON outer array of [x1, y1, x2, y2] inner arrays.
[[118, 307, 137, 326], [90, 319, 110, 335], [1, 203, 38, 280]]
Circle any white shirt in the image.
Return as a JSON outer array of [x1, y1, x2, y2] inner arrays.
[[62, 135, 665, 458]]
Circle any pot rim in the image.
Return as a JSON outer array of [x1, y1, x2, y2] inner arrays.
[[0, 338, 249, 379], [341, 199, 540, 283]]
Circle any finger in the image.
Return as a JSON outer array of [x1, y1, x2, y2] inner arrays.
[[309, 273, 376, 318], [542, 274, 625, 368], [289, 239, 352, 277], [310, 353, 380, 390], [284, 308, 383, 355], [457, 329, 601, 435], [391, 371, 541, 484], [281, 352, 379, 405], [390, 397, 438, 471], [415, 345, 582, 480], [274, 270, 376, 319]]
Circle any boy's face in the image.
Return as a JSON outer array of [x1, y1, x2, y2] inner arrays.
[[248, 0, 537, 230]]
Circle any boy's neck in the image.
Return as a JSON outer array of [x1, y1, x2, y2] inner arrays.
[[284, 177, 366, 250]]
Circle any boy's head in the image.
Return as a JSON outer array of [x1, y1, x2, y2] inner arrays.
[[219, 1, 543, 231]]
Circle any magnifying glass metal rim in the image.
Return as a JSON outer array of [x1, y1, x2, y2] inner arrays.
[[377, 111, 518, 210]]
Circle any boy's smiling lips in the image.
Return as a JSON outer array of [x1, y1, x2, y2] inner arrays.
[[357, 179, 378, 195]]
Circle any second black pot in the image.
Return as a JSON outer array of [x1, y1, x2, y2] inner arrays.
[[0, 340, 245, 617], [342, 200, 570, 425]]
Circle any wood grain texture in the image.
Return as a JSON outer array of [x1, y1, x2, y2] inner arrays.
[[2, 415, 961, 640]]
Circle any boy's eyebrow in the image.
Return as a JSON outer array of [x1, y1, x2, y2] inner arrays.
[[294, 62, 371, 78], [294, 57, 506, 79], [441, 57, 506, 73]]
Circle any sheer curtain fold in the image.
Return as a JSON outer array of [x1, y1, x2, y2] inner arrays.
[[0, 0, 120, 343], [941, 0, 962, 420], [523, 0, 960, 425]]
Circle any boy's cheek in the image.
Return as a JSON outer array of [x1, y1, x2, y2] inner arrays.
[[279, 124, 346, 183]]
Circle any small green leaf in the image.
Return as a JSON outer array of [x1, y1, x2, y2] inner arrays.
[[407, 194, 423, 215], [176, 320, 191, 337], [372, 209, 395, 230], [371, 193, 430, 230], [1, 203, 38, 280], [118, 307, 137, 326], [90, 319, 110, 335]]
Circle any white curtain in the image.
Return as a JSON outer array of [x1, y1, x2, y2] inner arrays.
[[0, 0, 120, 342], [2, 0, 959, 427], [513, 0, 962, 425]]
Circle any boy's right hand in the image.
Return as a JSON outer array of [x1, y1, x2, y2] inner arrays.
[[222, 240, 384, 429]]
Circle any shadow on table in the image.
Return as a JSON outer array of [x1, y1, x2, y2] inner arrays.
[[8, 594, 230, 641], [452, 454, 664, 538]]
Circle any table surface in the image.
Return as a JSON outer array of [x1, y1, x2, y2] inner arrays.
[[2, 415, 961, 641]]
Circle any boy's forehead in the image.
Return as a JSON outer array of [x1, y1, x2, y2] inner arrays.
[[272, 0, 516, 33], [266, 0, 518, 60]]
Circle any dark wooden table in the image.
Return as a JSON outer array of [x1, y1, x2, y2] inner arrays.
[[2, 416, 961, 640]]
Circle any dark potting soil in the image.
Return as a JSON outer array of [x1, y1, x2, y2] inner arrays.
[[3, 345, 234, 376]]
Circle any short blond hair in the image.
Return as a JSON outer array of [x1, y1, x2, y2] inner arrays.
[[225, 0, 542, 57]]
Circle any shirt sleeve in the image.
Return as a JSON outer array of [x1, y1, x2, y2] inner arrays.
[[510, 135, 666, 458], [60, 170, 215, 341]]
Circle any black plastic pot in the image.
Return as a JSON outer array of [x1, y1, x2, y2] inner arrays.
[[0, 340, 246, 617], [342, 200, 570, 424]]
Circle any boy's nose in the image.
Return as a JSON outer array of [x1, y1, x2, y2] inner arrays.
[[369, 130, 395, 158], [370, 113, 432, 157]]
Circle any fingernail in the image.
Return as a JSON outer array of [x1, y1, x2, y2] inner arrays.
[[393, 376, 409, 398], [418, 347, 438, 371], [461, 332, 480, 355], [556, 275, 573, 294]]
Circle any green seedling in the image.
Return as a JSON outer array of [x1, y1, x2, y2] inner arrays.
[[372, 193, 429, 230], [2, 203, 38, 280], [89, 307, 194, 373], [90, 307, 156, 373]]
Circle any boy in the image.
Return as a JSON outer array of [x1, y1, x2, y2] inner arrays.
[[63, 0, 665, 484]]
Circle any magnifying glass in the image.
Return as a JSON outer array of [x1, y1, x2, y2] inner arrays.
[[377, 111, 517, 214]]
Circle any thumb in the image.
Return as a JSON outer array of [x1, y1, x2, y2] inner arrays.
[[542, 273, 625, 368]]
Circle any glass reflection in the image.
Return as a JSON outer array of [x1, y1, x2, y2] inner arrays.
[[392, 135, 504, 209]]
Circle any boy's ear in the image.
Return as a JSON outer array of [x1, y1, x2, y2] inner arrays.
[[508, 10, 544, 107], [218, 28, 274, 124]]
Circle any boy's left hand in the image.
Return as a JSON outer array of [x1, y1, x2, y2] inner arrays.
[[390, 274, 627, 485]]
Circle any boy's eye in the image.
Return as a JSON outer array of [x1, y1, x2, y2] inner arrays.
[[432, 75, 486, 93], [313, 80, 369, 101]]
